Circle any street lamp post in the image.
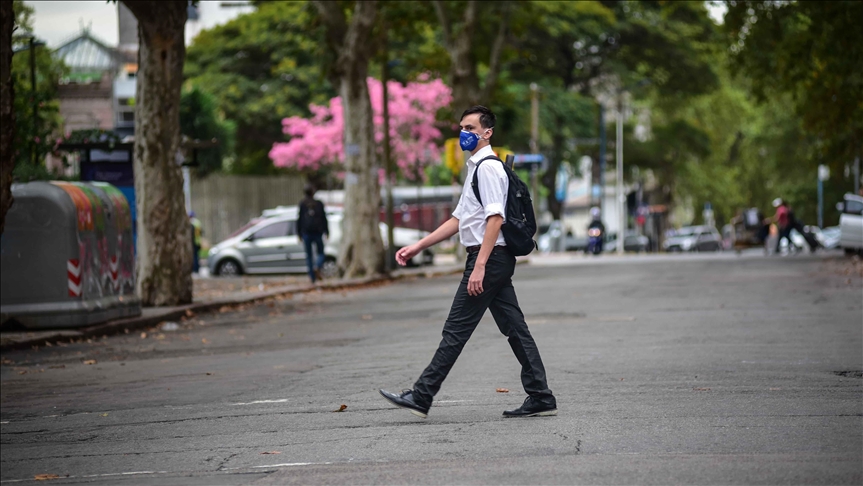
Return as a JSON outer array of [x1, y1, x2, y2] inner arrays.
[[615, 91, 624, 255]]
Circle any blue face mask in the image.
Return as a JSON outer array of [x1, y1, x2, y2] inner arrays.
[[459, 128, 490, 151]]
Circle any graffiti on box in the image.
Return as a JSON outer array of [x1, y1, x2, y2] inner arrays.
[[51, 182, 137, 300]]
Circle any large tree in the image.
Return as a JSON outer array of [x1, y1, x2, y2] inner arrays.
[[312, 0, 384, 278], [0, 0, 13, 236], [505, 0, 721, 220], [121, 1, 191, 306], [432, 1, 511, 111], [724, 0, 863, 186], [184, 1, 334, 174]]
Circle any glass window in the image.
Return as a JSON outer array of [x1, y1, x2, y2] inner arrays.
[[844, 199, 863, 215], [252, 221, 288, 240], [286, 220, 297, 236]]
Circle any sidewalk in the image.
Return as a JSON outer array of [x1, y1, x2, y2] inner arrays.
[[0, 258, 465, 351]]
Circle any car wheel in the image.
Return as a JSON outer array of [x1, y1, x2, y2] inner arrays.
[[320, 257, 339, 279], [216, 259, 242, 277]]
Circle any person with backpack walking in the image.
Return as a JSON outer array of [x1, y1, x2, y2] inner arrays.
[[380, 106, 557, 419], [297, 184, 329, 283]]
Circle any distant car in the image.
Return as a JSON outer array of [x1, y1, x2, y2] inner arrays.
[[663, 225, 722, 252], [837, 194, 863, 255], [605, 231, 649, 253], [537, 221, 586, 252], [207, 207, 432, 277]]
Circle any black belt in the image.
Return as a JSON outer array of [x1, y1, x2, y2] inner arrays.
[[466, 245, 506, 254]]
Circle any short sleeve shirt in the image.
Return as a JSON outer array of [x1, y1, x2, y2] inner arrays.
[[452, 145, 508, 247]]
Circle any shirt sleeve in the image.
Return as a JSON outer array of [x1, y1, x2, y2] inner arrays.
[[477, 163, 507, 222]]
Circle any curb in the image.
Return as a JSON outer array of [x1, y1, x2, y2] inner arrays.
[[0, 266, 464, 352]]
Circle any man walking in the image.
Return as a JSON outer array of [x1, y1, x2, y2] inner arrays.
[[297, 184, 329, 283], [380, 106, 557, 419]]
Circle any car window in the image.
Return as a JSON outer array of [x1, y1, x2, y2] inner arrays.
[[845, 199, 863, 215], [252, 221, 288, 240], [286, 220, 297, 236]]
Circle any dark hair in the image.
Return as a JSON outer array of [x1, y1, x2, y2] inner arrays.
[[303, 183, 316, 198], [460, 105, 495, 130]]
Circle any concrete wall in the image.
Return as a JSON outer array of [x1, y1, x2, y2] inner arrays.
[[189, 174, 305, 247]]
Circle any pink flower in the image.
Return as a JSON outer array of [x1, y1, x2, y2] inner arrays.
[[270, 75, 452, 180]]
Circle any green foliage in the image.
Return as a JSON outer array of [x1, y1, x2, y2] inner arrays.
[[11, 0, 68, 181], [184, 0, 335, 174], [179, 86, 236, 176], [725, 0, 863, 175]]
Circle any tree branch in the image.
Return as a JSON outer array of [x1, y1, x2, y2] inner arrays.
[[480, 2, 510, 102], [312, 0, 348, 53], [432, 1, 452, 51]]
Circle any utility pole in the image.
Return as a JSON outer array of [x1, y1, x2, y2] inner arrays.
[[616, 90, 625, 255], [530, 83, 540, 219], [29, 36, 37, 166], [599, 104, 606, 211], [381, 26, 395, 272]]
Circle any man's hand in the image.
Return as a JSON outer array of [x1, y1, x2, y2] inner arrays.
[[468, 262, 485, 296], [395, 243, 420, 266]]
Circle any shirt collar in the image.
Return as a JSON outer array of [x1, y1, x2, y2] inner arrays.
[[467, 145, 495, 167]]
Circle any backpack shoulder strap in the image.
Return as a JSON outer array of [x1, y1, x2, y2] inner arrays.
[[471, 156, 503, 205]]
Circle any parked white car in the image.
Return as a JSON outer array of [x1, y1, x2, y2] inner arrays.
[[207, 207, 432, 277], [837, 194, 863, 255]]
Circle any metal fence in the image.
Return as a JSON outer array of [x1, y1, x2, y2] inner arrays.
[[190, 174, 305, 245]]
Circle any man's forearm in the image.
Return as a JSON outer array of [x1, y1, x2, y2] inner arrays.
[[415, 217, 460, 250], [476, 215, 503, 267]]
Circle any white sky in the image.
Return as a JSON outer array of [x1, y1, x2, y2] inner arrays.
[[27, 1, 728, 50], [25, 1, 254, 49]]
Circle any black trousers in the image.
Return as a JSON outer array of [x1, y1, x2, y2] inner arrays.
[[413, 247, 555, 406]]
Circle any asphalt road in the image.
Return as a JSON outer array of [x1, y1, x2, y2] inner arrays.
[[1, 251, 861, 485]]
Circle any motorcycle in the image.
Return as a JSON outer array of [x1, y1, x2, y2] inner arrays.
[[586, 227, 603, 255]]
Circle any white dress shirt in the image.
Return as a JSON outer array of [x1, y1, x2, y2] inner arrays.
[[452, 145, 508, 247]]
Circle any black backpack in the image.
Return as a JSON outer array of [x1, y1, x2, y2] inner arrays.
[[471, 156, 537, 256], [299, 199, 327, 234]]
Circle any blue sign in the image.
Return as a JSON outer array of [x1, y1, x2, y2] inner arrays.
[[513, 154, 545, 165]]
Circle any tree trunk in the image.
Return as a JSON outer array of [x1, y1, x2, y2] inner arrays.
[[0, 0, 14, 236], [122, 1, 191, 306], [541, 131, 565, 220], [434, 1, 510, 111], [314, 1, 384, 278]]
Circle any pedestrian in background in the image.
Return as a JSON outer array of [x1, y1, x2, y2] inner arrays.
[[772, 198, 798, 254], [297, 184, 329, 283], [189, 211, 202, 274], [380, 105, 557, 419]]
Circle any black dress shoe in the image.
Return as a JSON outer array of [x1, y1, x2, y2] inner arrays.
[[379, 389, 430, 418], [503, 397, 557, 418]]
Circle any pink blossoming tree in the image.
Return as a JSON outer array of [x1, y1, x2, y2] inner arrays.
[[269, 75, 452, 181]]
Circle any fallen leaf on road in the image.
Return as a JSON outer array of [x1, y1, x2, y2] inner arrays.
[[361, 315, 373, 320], [201, 338, 209, 344], [1, 358, 13, 365], [333, 404, 348, 412], [34, 474, 60, 480], [101, 413, 108, 417], [496, 388, 509, 393], [140, 332, 147, 339], [83, 360, 97, 365], [17, 371, 27, 375], [769, 387, 782, 391], [185, 309, 195, 318], [219, 306, 231, 313], [260, 451, 281, 455], [693, 387, 711, 391]]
